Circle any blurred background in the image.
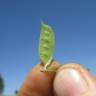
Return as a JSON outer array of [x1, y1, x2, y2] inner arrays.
[[0, 0, 96, 95]]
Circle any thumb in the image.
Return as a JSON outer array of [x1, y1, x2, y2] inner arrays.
[[54, 63, 96, 96]]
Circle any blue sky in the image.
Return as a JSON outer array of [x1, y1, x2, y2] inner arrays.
[[0, 0, 96, 94]]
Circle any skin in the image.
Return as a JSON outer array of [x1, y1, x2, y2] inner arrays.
[[18, 61, 96, 96]]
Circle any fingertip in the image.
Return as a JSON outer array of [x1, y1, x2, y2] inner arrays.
[[54, 63, 96, 96], [18, 60, 60, 96]]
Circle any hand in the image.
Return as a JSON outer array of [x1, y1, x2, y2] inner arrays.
[[18, 61, 96, 96]]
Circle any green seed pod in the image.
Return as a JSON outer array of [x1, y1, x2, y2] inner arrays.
[[39, 23, 55, 66]]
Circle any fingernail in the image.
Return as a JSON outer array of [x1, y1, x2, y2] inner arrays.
[[54, 68, 88, 96]]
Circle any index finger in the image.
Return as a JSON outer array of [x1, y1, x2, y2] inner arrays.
[[18, 61, 60, 96]]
